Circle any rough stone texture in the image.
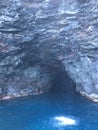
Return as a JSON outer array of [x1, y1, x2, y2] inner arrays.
[[0, 64, 53, 98], [0, 0, 98, 101]]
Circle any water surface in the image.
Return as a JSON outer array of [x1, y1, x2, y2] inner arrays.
[[0, 85, 98, 130]]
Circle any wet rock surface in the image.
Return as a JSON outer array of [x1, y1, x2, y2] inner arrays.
[[0, 0, 98, 101]]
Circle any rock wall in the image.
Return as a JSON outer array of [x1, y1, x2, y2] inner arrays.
[[0, 0, 98, 101]]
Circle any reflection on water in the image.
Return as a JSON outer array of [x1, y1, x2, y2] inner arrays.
[[54, 116, 76, 126]]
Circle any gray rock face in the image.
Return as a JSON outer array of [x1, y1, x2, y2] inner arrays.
[[0, 64, 52, 98], [0, 0, 98, 101]]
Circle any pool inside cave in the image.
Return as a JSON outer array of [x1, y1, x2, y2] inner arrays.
[[0, 73, 98, 130]]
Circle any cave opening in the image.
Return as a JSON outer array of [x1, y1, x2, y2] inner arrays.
[[48, 63, 76, 95]]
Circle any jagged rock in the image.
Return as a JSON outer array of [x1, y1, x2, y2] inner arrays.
[[0, 0, 98, 101], [0, 65, 52, 99]]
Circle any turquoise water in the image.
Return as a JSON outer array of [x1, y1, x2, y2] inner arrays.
[[0, 86, 98, 130]]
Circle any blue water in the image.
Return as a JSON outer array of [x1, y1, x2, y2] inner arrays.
[[0, 85, 98, 130]]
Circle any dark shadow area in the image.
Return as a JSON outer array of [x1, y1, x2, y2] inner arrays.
[[49, 65, 76, 94]]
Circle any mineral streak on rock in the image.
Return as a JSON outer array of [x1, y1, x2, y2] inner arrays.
[[0, 42, 19, 53], [0, 0, 98, 101]]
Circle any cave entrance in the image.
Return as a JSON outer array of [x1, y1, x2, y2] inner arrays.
[[41, 60, 76, 95], [49, 64, 76, 94]]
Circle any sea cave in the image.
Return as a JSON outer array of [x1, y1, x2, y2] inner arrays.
[[0, 0, 98, 130]]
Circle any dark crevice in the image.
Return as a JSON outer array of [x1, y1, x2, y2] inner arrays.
[[49, 64, 76, 94]]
